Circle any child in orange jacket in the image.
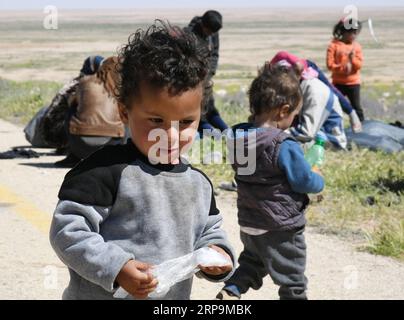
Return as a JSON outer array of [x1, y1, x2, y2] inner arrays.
[[327, 18, 364, 121]]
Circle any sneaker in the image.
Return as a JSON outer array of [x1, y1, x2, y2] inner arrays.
[[352, 122, 363, 133], [349, 111, 362, 133]]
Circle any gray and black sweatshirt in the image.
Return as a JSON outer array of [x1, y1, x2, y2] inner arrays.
[[49, 140, 235, 300]]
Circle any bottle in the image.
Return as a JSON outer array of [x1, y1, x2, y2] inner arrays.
[[305, 135, 325, 169]]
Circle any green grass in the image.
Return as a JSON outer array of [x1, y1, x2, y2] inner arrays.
[[307, 146, 404, 260], [363, 82, 404, 104], [0, 77, 61, 124], [366, 221, 404, 259]]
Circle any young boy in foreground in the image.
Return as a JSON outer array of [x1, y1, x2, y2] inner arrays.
[[50, 22, 234, 300]]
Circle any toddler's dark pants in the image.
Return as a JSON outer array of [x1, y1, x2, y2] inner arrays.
[[225, 227, 308, 300], [198, 77, 228, 136], [334, 84, 364, 121], [198, 96, 228, 136]]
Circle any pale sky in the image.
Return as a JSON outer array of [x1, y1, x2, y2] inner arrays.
[[1, 0, 404, 10]]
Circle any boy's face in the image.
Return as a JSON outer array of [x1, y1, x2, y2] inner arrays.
[[119, 82, 202, 164]]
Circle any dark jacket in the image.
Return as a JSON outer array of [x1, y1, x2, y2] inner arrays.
[[228, 123, 309, 231], [185, 16, 220, 77]]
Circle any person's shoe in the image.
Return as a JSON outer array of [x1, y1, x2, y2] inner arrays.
[[215, 285, 241, 300], [54, 153, 81, 168], [349, 110, 362, 133], [352, 122, 362, 133]]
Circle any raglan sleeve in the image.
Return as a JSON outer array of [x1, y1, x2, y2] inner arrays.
[[49, 151, 134, 292], [194, 176, 236, 282], [50, 200, 134, 292]]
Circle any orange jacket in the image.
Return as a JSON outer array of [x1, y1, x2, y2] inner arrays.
[[326, 39, 363, 85]]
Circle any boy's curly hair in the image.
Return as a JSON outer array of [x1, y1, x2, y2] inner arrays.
[[248, 64, 302, 119], [116, 20, 209, 108]]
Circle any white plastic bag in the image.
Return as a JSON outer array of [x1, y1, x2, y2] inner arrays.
[[113, 247, 230, 299]]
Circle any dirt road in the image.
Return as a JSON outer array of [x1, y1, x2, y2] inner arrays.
[[0, 118, 403, 300]]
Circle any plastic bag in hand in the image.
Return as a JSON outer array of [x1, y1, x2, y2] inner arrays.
[[113, 247, 230, 299]]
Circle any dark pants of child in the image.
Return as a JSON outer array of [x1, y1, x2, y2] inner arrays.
[[334, 84, 364, 121], [198, 96, 228, 137], [225, 227, 308, 300]]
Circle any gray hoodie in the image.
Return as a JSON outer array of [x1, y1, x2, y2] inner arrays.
[[50, 140, 235, 300]]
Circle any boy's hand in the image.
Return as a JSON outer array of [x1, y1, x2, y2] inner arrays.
[[115, 260, 158, 299], [198, 245, 233, 276]]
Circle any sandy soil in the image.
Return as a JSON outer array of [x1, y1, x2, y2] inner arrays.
[[0, 118, 403, 300], [1, 8, 404, 83]]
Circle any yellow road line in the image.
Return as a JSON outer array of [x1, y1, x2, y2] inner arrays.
[[0, 185, 50, 234]]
